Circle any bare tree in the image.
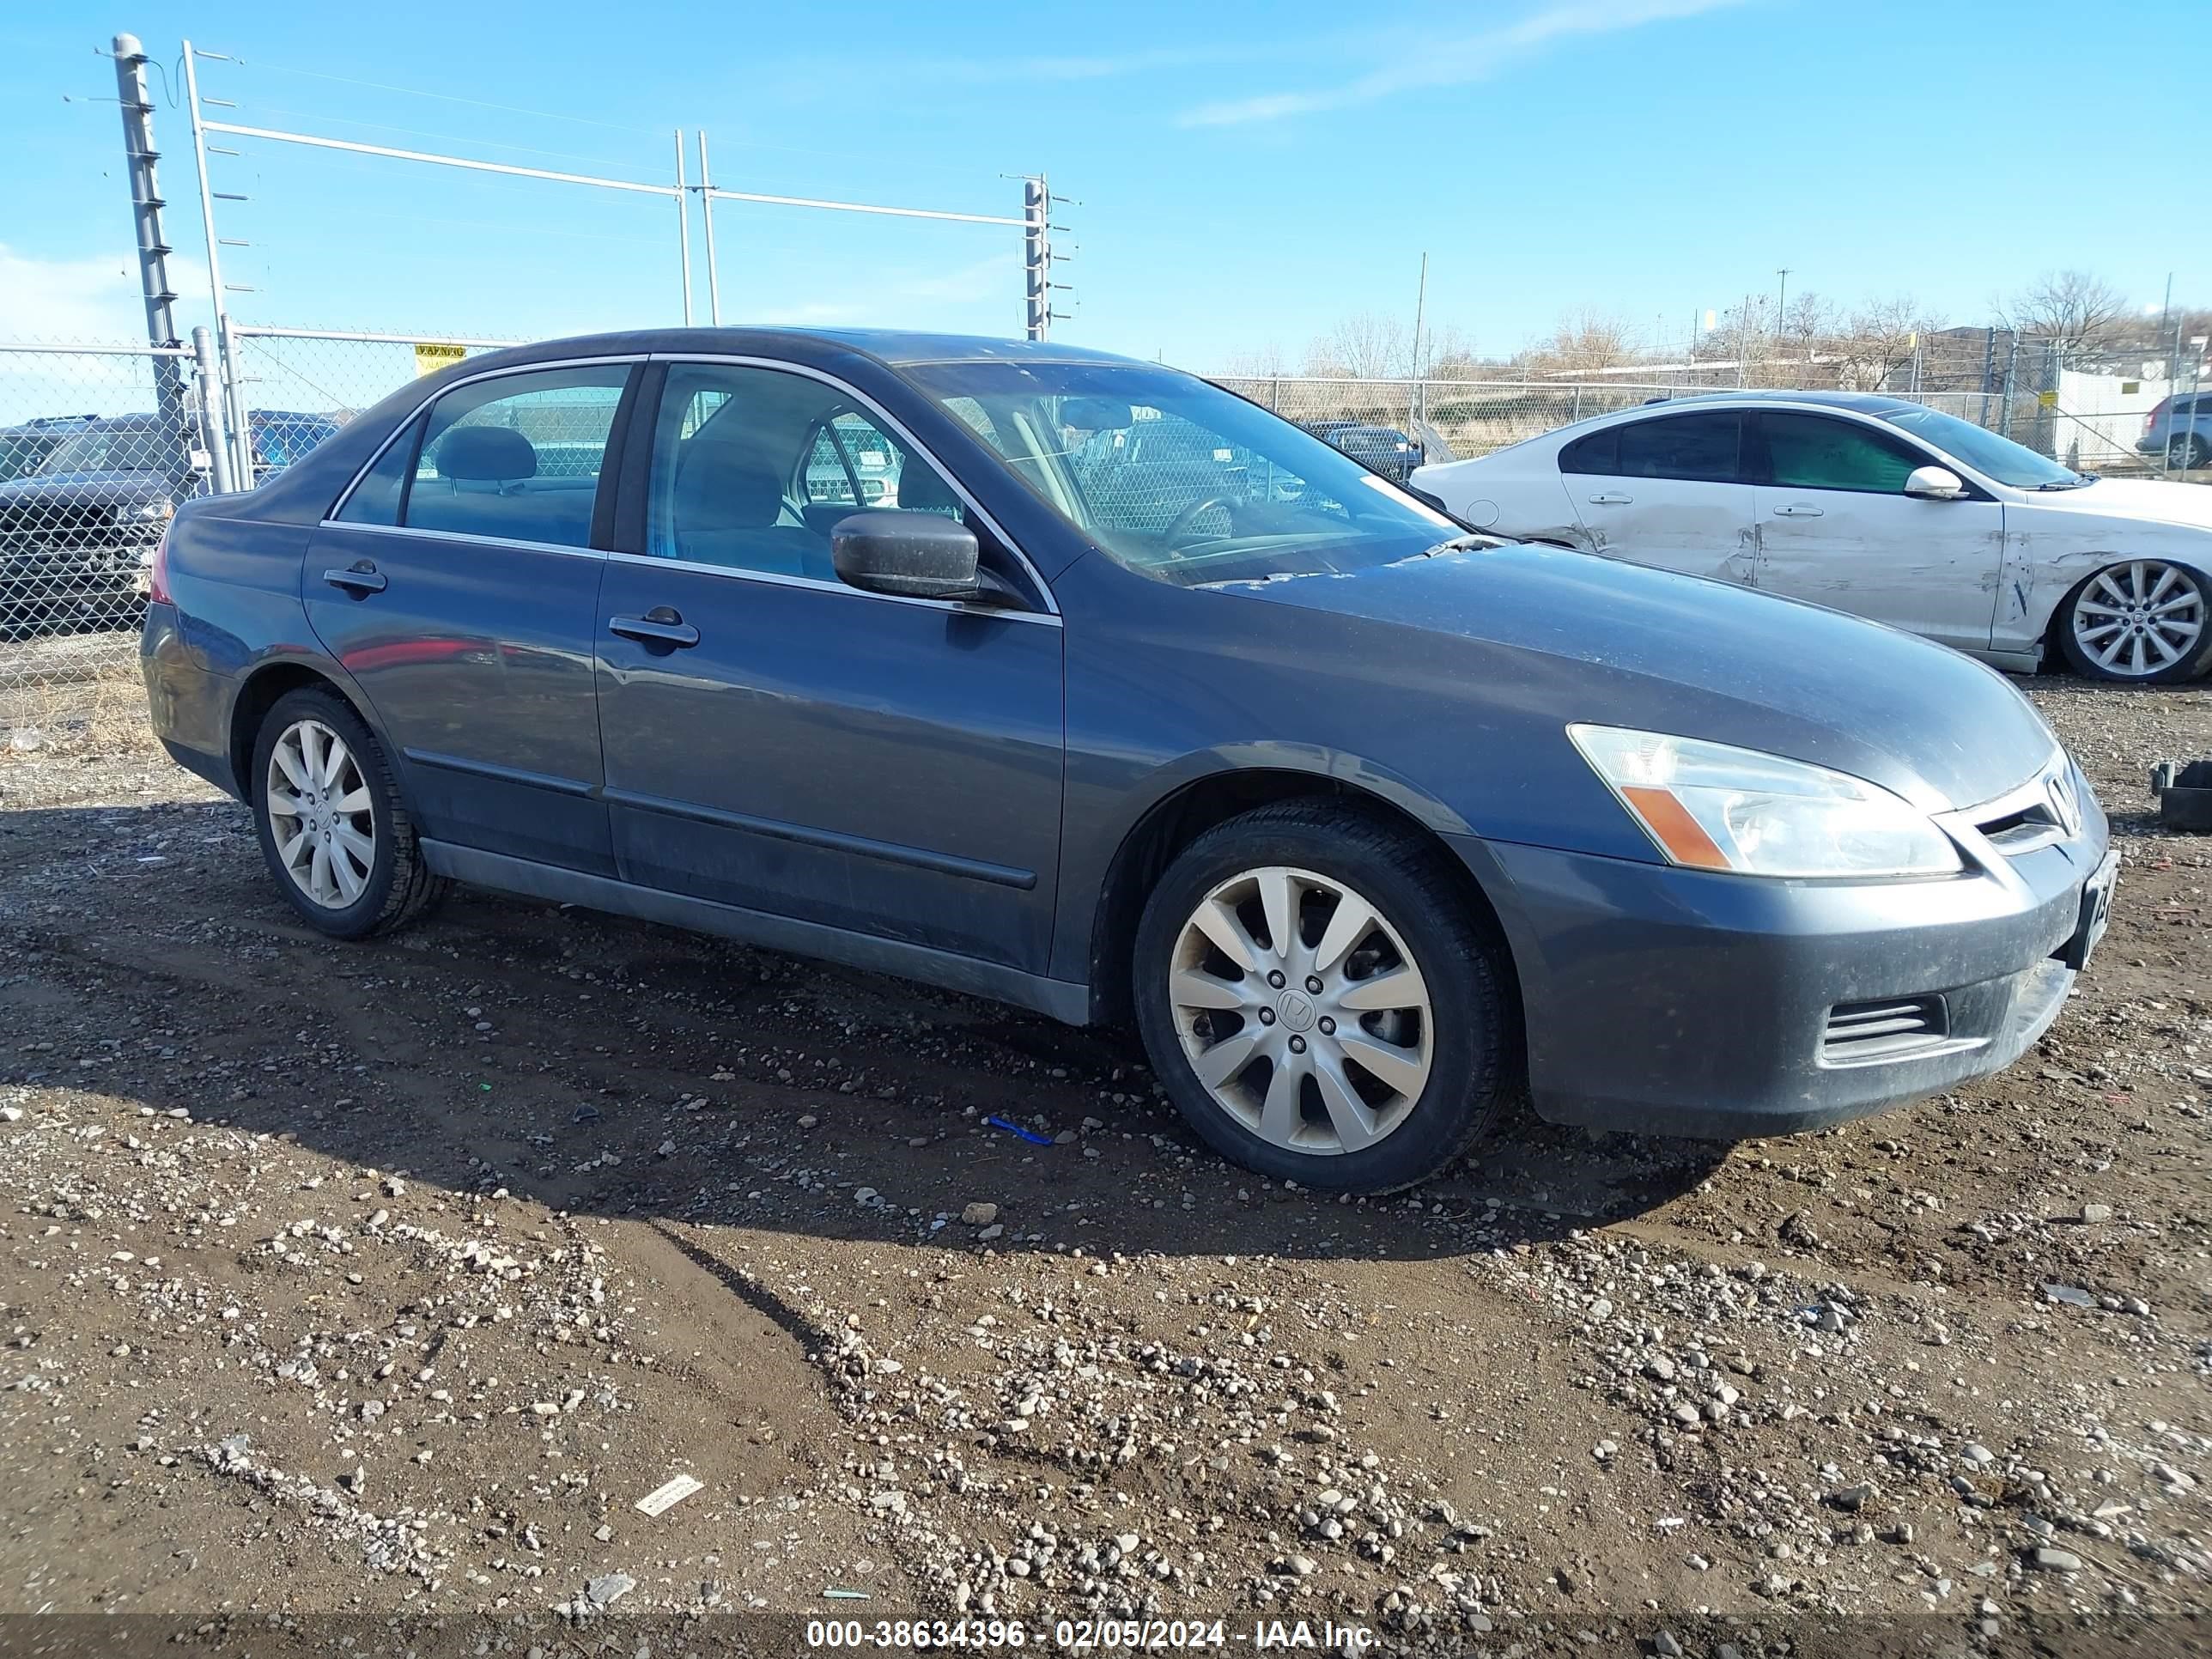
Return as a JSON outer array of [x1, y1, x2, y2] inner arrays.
[[1830, 295, 1942, 392], [1997, 270, 2130, 349], [1419, 322, 1482, 380], [1519, 309, 1638, 377], [1303, 313, 1413, 380], [1220, 341, 1295, 378]]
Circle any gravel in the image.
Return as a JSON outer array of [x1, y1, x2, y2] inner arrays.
[[0, 678, 2204, 1649]]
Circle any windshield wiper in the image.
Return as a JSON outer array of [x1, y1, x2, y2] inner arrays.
[[1421, 532, 1495, 556], [2032, 477, 2094, 491]]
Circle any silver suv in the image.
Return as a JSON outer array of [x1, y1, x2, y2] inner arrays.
[[2140, 391, 2209, 470]]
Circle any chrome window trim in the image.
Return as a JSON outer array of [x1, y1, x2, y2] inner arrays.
[[325, 354, 646, 523], [601, 548, 1060, 627], [316, 518, 606, 562], [646, 351, 1060, 617]]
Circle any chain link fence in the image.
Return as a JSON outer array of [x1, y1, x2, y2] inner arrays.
[[0, 327, 515, 743]]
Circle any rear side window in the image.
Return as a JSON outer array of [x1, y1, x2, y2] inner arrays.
[[336, 416, 422, 524], [1560, 412, 1746, 483], [398, 365, 629, 548], [1759, 413, 1921, 493]]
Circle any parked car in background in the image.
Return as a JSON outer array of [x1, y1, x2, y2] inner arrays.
[[143, 328, 2112, 1194], [0, 408, 340, 630], [0, 414, 99, 484], [1413, 390, 2212, 684], [1304, 418, 1424, 481], [2139, 391, 2210, 471]]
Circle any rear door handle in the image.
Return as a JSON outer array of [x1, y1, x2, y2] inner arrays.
[[323, 562, 386, 594], [608, 607, 699, 648], [1771, 503, 1825, 518], [1586, 491, 1633, 505]]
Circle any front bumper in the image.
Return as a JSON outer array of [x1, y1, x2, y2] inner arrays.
[[1453, 811, 2112, 1140]]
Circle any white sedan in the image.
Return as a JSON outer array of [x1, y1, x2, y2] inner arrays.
[[1411, 391, 2212, 684]]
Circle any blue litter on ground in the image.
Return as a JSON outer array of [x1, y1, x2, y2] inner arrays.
[[983, 1115, 1054, 1146]]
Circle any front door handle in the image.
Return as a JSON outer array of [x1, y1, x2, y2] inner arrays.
[[1771, 503, 1825, 518], [608, 606, 699, 648], [1586, 491, 1633, 505], [323, 562, 386, 594]]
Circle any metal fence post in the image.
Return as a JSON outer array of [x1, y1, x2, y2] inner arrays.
[[111, 33, 191, 489], [190, 326, 236, 495], [697, 131, 721, 326], [673, 129, 694, 326], [220, 320, 254, 486]]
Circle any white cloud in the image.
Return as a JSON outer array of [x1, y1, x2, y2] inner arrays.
[[1179, 0, 1752, 127], [0, 244, 210, 343]]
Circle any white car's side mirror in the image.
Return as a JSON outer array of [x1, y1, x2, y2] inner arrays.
[[1904, 465, 1966, 501]]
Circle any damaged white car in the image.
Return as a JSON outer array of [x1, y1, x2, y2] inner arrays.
[[1410, 391, 2212, 684]]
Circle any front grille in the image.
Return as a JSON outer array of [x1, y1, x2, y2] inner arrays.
[[1966, 755, 2080, 856], [1822, 995, 1948, 1062]]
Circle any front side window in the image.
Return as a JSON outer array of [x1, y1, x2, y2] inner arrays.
[[1759, 413, 1921, 493], [397, 365, 629, 547], [646, 363, 966, 581], [903, 362, 1457, 586]]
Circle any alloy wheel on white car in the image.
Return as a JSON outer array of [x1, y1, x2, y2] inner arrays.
[[1168, 864, 1433, 1156], [264, 717, 377, 908], [2067, 561, 2208, 681]]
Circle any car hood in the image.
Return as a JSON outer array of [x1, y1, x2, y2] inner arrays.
[[0, 470, 170, 505], [2028, 477, 2212, 532], [1218, 543, 2060, 813]]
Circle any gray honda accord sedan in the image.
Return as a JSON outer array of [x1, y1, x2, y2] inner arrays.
[[141, 328, 2115, 1192]]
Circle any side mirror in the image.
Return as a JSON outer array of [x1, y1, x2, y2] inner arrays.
[[830, 509, 980, 600], [1904, 465, 1966, 501]]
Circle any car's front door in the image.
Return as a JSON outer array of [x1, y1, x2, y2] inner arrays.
[[1750, 410, 2004, 653], [306, 361, 634, 874], [1560, 410, 1758, 584], [593, 359, 1065, 975]]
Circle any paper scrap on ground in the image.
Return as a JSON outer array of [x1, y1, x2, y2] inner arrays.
[[635, 1474, 704, 1516]]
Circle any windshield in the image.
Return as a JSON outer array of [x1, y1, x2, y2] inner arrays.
[[903, 361, 1459, 586], [35, 430, 143, 475], [1879, 405, 2081, 489]]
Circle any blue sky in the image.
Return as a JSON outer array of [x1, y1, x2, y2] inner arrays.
[[2, 0, 2206, 370]]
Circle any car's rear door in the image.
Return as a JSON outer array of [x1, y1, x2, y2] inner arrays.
[[1750, 410, 2003, 653], [305, 360, 635, 875], [1561, 410, 1758, 584], [592, 357, 1065, 975]]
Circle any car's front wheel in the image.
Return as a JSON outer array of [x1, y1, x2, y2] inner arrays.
[[2168, 434, 2208, 471], [2057, 560, 2212, 684], [250, 687, 446, 938], [1132, 801, 1516, 1193]]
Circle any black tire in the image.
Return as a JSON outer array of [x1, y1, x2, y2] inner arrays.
[[1131, 799, 1517, 1194], [2169, 435, 2208, 471], [248, 686, 446, 939], [2055, 562, 2212, 685]]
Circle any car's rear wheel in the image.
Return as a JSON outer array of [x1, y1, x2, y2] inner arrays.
[[2057, 560, 2212, 684], [250, 687, 445, 939], [2168, 434, 2208, 471], [1132, 801, 1516, 1193]]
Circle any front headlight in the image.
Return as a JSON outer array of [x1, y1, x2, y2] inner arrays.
[[115, 501, 172, 525], [1568, 724, 1961, 879]]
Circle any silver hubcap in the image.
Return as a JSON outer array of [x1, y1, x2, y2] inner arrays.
[[1169, 866, 1432, 1157], [265, 719, 375, 908], [2072, 561, 2204, 678]]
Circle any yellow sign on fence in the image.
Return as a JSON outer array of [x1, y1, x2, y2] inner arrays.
[[413, 342, 466, 377], [2038, 390, 2058, 410]]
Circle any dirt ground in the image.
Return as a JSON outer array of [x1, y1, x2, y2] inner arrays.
[[0, 677, 2204, 1659]]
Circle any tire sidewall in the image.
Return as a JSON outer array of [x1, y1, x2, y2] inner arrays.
[[2057, 563, 2212, 685], [1132, 814, 1506, 1193], [250, 690, 403, 938]]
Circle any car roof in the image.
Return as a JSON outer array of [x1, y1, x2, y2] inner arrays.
[[447, 325, 1150, 374]]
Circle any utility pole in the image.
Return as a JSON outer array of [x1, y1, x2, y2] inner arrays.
[[1023, 177, 1050, 341], [111, 33, 194, 490], [1776, 267, 1791, 356], [1408, 251, 1428, 431]]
